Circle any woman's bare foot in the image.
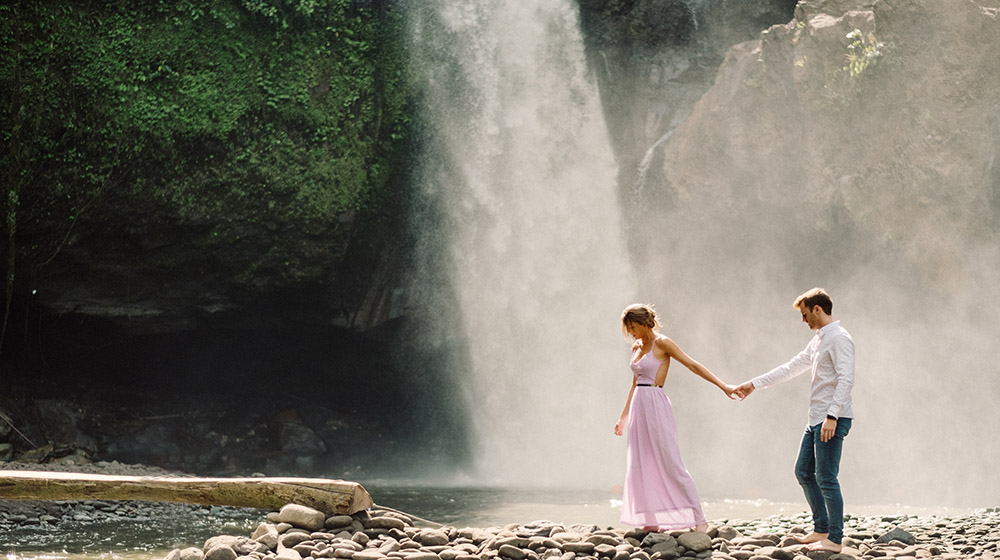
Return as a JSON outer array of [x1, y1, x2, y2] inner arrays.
[[793, 532, 829, 544], [806, 539, 843, 552], [642, 526, 660, 533], [694, 523, 709, 533]]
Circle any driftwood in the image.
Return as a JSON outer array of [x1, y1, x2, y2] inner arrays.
[[0, 471, 373, 515]]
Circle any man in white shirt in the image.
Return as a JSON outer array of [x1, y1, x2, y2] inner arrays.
[[735, 288, 855, 553]]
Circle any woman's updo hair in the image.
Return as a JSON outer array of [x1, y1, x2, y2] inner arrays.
[[621, 303, 661, 338]]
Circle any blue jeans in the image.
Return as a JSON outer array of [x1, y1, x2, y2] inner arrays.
[[795, 418, 852, 544]]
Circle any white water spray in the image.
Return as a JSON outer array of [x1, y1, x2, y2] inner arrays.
[[409, 1, 635, 487], [632, 129, 675, 203]]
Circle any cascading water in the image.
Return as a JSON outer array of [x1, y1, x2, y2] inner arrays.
[[408, 1, 636, 487]]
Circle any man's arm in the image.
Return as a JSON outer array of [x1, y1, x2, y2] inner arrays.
[[826, 334, 855, 419], [752, 345, 814, 390], [735, 345, 812, 400]]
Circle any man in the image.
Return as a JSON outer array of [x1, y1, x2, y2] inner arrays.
[[735, 288, 855, 553]]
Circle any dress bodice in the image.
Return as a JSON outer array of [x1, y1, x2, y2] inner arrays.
[[630, 344, 667, 385]]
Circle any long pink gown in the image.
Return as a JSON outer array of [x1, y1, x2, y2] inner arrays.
[[620, 343, 707, 530]]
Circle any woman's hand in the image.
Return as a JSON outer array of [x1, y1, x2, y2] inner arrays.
[[722, 383, 740, 400], [614, 416, 626, 436]]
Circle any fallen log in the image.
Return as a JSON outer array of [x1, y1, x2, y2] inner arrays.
[[0, 471, 373, 515]]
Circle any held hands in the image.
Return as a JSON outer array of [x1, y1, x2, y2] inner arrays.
[[733, 381, 755, 401], [722, 384, 740, 400]]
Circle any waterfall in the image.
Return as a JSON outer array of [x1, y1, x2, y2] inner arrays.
[[408, 1, 636, 487], [632, 129, 675, 203]]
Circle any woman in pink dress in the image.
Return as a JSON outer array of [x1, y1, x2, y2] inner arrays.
[[614, 303, 736, 533]]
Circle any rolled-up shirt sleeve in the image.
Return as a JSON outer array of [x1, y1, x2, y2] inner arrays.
[[826, 333, 855, 419], [752, 344, 813, 390]]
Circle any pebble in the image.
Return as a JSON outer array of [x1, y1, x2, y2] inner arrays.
[[2, 469, 998, 560], [153, 506, 1000, 560]]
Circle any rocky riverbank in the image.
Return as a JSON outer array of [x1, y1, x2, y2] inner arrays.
[[3, 462, 998, 559], [160, 503, 999, 560]]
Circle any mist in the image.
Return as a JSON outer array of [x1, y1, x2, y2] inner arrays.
[[406, 0, 635, 487], [402, 0, 1000, 510]]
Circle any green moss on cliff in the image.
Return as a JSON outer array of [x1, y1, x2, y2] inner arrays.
[[1, 0, 409, 295]]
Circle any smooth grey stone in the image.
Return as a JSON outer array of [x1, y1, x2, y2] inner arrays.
[[278, 505, 326, 532], [205, 546, 238, 560], [327, 516, 355, 530], [877, 528, 916, 545], [179, 548, 206, 560], [497, 538, 532, 549], [716, 526, 740, 541], [367, 517, 407, 531], [561, 543, 596, 554], [417, 530, 451, 547], [499, 544, 528, 560], [281, 533, 315, 548], [352, 551, 386, 560], [275, 549, 303, 560], [587, 536, 620, 547]]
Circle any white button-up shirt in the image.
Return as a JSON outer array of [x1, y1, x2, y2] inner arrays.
[[751, 320, 855, 426]]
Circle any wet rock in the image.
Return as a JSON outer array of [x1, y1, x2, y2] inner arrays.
[[676, 533, 712, 553], [640, 533, 678, 557], [877, 527, 916, 545], [273, 410, 327, 455]]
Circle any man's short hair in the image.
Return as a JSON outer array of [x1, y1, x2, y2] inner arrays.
[[794, 287, 833, 315]]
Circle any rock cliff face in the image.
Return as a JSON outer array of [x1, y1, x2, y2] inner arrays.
[[639, 0, 1000, 297], [577, 0, 799, 219]]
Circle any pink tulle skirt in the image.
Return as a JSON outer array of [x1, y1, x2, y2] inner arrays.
[[620, 387, 707, 530]]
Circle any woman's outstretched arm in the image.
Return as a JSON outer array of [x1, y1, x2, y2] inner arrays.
[[657, 337, 738, 399]]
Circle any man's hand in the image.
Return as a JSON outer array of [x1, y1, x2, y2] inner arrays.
[[734, 381, 755, 401], [820, 417, 837, 442]]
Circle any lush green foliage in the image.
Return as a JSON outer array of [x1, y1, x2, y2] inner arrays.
[[1, 0, 409, 284]]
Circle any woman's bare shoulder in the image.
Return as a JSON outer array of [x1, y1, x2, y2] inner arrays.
[[655, 334, 677, 347]]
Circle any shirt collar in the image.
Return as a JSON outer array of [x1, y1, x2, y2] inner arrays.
[[817, 320, 840, 337]]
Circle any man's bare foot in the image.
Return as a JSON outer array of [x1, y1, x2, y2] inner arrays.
[[793, 532, 829, 544], [806, 539, 843, 552], [694, 523, 709, 533]]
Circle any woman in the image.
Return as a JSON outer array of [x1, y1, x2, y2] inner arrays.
[[615, 303, 736, 533]]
